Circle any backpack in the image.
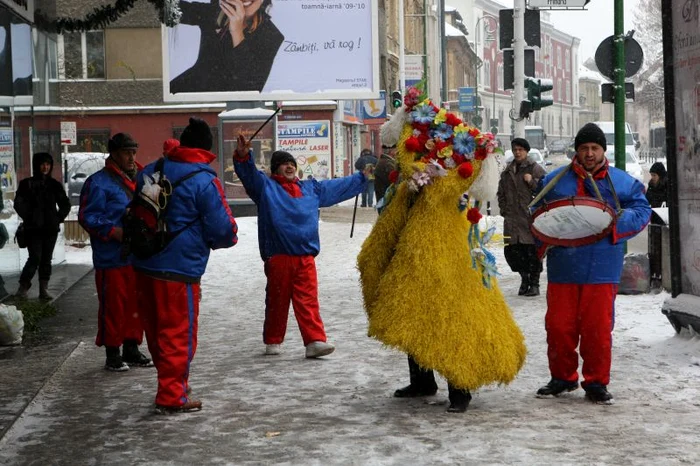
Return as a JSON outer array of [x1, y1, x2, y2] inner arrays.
[[122, 158, 205, 260]]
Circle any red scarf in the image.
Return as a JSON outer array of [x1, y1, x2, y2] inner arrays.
[[571, 157, 608, 196], [271, 174, 302, 198], [105, 158, 140, 192]]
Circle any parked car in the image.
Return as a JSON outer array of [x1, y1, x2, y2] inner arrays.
[[66, 153, 109, 205], [548, 139, 571, 156], [503, 148, 553, 172]]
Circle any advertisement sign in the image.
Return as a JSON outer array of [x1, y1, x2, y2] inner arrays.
[[458, 87, 476, 112], [405, 55, 423, 88], [361, 90, 386, 125], [163, 0, 379, 102], [61, 121, 77, 146], [277, 120, 332, 180], [0, 127, 16, 192]]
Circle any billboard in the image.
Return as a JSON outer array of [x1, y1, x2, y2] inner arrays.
[[0, 7, 33, 105], [0, 127, 15, 193], [276, 120, 331, 180], [163, 0, 379, 102]]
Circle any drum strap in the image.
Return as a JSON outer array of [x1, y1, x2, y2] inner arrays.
[[528, 164, 571, 209]]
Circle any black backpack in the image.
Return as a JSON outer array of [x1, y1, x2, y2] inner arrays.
[[122, 158, 205, 260]]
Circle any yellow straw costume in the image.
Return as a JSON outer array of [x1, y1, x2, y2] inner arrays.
[[358, 91, 526, 391]]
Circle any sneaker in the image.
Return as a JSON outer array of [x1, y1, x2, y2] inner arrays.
[[154, 399, 202, 414], [122, 350, 154, 367], [393, 384, 438, 398], [265, 344, 282, 355], [105, 356, 129, 372], [536, 378, 579, 398], [584, 384, 614, 405], [305, 341, 335, 358]]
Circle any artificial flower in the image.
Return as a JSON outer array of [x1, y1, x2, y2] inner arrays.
[[467, 207, 482, 224], [388, 170, 399, 184], [410, 103, 437, 125], [458, 161, 474, 179], [453, 131, 476, 156], [434, 108, 448, 125], [405, 136, 422, 153], [431, 123, 454, 141]]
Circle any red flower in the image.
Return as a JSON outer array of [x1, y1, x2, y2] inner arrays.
[[474, 147, 488, 160], [445, 113, 462, 127], [467, 207, 482, 224], [457, 161, 474, 178], [451, 153, 466, 166], [435, 140, 449, 151], [405, 136, 422, 152], [468, 128, 480, 137], [388, 170, 399, 184]]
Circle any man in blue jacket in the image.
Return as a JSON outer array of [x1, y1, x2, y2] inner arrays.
[[533, 122, 651, 404], [79, 133, 152, 371], [133, 118, 238, 414], [233, 135, 369, 359]]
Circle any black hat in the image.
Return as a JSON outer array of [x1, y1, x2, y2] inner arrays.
[[650, 161, 667, 178], [180, 117, 213, 151], [511, 138, 530, 152], [108, 133, 138, 153], [270, 151, 297, 174], [575, 123, 607, 151]]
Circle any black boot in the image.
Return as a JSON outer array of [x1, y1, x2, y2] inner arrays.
[[446, 385, 472, 413], [105, 346, 129, 372], [524, 272, 540, 297], [393, 356, 438, 397], [518, 272, 529, 296], [122, 339, 154, 367]]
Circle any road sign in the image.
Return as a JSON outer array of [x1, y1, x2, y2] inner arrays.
[[458, 87, 476, 112], [60, 121, 76, 146], [528, 0, 590, 7], [595, 36, 644, 81]]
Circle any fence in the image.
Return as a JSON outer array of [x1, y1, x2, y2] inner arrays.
[[637, 147, 665, 164], [64, 220, 90, 247]]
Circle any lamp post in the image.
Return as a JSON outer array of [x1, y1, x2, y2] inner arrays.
[[473, 14, 497, 130]]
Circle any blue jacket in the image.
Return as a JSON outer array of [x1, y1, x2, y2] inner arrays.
[[132, 147, 238, 281], [234, 153, 366, 260], [79, 160, 135, 269], [533, 160, 651, 284]]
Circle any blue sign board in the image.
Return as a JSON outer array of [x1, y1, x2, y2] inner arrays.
[[458, 87, 476, 112]]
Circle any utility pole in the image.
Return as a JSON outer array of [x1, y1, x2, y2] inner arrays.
[[440, 0, 447, 105], [399, 0, 405, 93], [613, 0, 626, 171], [513, 0, 526, 138]]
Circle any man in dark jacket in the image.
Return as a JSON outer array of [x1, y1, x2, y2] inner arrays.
[[13, 152, 71, 300], [355, 149, 378, 207], [134, 118, 238, 414], [79, 133, 153, 372], [645, 162, 667, 208], [497, 138, 546, 296]]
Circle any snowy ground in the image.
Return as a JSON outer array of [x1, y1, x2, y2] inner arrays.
[[1, 213, 699, 465]]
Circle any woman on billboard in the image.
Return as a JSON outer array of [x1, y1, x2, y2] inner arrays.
[[170, 0, 284, 94]]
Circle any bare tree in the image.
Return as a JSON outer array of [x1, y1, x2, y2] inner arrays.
[[632, 0, 664, 120]]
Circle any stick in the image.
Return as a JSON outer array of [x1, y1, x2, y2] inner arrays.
[[249, 106, 281, 142], [350, 195, 359, 238]]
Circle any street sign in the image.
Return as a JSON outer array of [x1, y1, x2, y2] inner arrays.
[[595, 36, 644, 81], [60, 121, 77, 146], [458, 87, 476, 112], [528, 0, 590, 7]]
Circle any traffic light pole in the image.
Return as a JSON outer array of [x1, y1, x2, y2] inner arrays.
[[513, 0, 526, 138], [613, 0, 626, 171]]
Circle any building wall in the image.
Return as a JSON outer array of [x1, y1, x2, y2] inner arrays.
[[105, 28, 162, 79]]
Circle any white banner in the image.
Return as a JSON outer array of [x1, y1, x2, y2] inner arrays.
[[277, 120, 332, 180], [164, 0, 379, 102]]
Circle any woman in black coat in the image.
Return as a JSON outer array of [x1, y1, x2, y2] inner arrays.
[[13, 152, 71, 300]]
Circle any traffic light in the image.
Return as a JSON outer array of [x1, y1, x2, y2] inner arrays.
[[391, 90, 402, 109], [525, 77, 554, 112]]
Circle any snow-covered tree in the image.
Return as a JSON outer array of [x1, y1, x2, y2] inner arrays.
[[632, 0, 664, 120]]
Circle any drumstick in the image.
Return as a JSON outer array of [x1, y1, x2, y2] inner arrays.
[[586, 172, 605, 203], [248, 106, 281, 142], [528, 164, 572, 209]]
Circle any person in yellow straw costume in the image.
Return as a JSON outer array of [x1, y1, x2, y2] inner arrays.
[[358, 86, 527, 413]]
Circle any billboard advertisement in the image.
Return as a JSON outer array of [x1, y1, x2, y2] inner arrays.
[[163, 0, 379, 102], [0, 7, 33, 105], [0, 127, 15, 193], [277, 120, 331, 180]]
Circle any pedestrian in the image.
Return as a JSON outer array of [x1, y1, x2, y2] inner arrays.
[[13, 152, 71, 300], [497, 138, 546, 296], [78, 133, 153, 372], [533, 122, 651, 404], [0, 222, 9, 300], [373, 144, 397, 213], [354, 148, 378, 208], [233, 134, 370, 358], [645, 161, 667, 208], [133, 118, 239, 414]]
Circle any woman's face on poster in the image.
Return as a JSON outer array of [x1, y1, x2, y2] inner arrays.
[[241, 0, 264, 18]]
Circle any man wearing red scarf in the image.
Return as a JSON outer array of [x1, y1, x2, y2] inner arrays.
[[532, 123, 651, 404], [79, 133, 153, 372]]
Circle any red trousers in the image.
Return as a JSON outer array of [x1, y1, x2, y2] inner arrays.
[[545, 283, 617, 387], [137, 272, 200, 408], [263, 254, 326, 346], [95, 266, 143, 347]]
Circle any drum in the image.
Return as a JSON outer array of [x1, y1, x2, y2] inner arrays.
[[530, 197, 617, 247]]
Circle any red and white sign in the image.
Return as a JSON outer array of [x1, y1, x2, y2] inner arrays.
[[60, 121, 76, 146]]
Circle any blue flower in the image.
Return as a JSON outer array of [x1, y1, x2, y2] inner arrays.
[[453, 131, 476, 156], [430, 123, 453, 141], [410, 104, 436, 125]]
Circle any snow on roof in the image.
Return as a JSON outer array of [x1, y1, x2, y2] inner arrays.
[[579, 65, 604, 82], [445, 22, 466, 38], [218, 108, 276, 118]]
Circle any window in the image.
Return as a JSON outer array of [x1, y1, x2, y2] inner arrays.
[[497, 63, 503, 91], [60, 31, 105, 79], [76, 129, 111, 153], [484, 61, 491, 91], [557, 48, 562, 69], [565, 50, 570, 71], [566, 81, 570, 103]]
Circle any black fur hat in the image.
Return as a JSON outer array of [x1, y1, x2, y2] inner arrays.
[[270, 151, 297, 174], [108, 133, 138, 153], [180, 117, 213, 151], [575, 123, 607, 151], [511, 137, 530, 152], [650, 161, 667, 178]]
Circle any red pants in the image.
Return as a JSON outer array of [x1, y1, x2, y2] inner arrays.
[[545, 283, 617, 387], [137, 272, 200, 408], [263, 255, 326, 346], [95, 266, 143, 347]]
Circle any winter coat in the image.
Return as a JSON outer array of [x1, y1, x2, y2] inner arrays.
[[533, 159, 651, 285], [497, 158, 546, 245], [645, 177, 667, 208], [131, 147, 238, 282], [78, 159, 137, 269], [234, 153, 367, 261], [14, 153, 70, 233], [373, 153, 397, 201], [355, 154, 378, 173]]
